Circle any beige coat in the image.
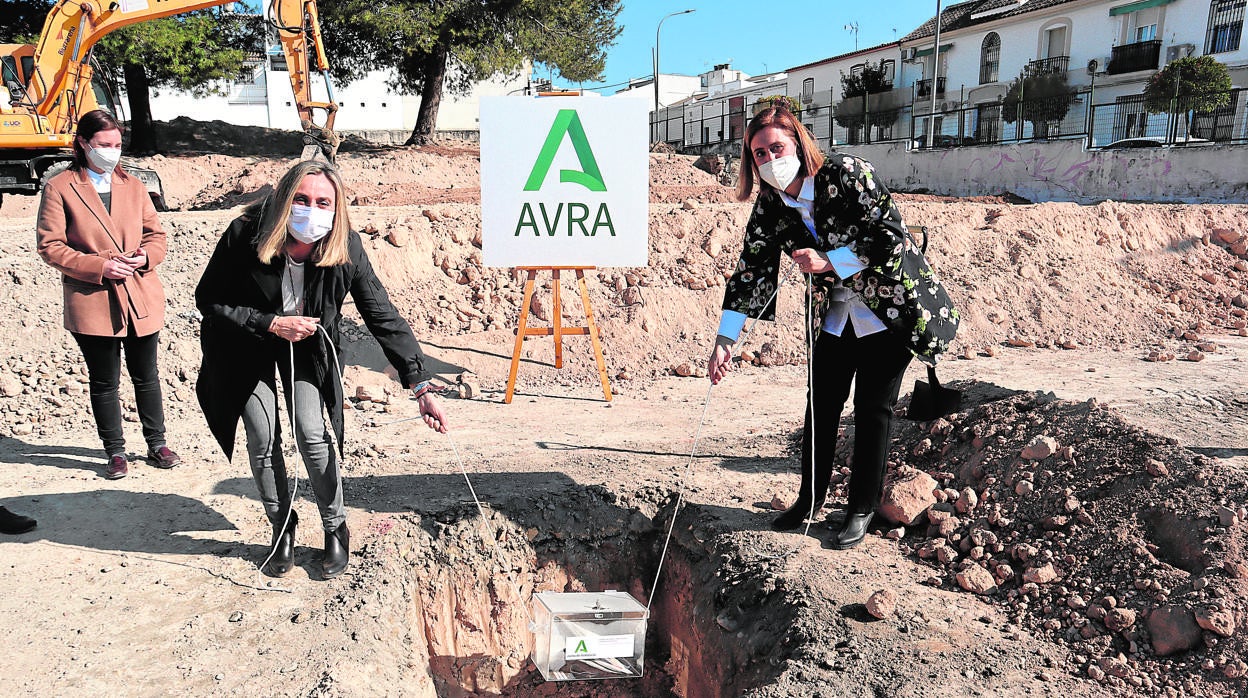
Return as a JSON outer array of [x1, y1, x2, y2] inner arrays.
[[36, 167, 167, 337]]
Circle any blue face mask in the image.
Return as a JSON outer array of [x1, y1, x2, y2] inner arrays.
[[288, 204, 335, 243]]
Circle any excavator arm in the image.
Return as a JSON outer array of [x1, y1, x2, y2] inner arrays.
[[9, 0, 338, 159], [268, 0, 339, 160]]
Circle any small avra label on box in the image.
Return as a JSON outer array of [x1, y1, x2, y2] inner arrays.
[[565, 634, 633, 660]]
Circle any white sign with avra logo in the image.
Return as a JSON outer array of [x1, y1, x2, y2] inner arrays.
[[565, 634, 633, 661], [480, 96, 649, 267]]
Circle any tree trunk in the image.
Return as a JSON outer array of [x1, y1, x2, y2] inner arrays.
[[122, 62, 157, 154], [406, 42, 449, 146]]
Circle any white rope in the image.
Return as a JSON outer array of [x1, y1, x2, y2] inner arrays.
[[252, 338, 303, 588], [647, 262, 812, 611], [254, 323, 340, 586], [443, 430, 533, 623], [749, 272, 820, 562]]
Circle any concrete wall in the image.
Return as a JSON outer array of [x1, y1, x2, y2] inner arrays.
[[846, 139, 1248, 203], [147, 63, 527, 134]]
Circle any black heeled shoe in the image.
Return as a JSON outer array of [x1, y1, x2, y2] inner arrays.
[[322, 522, 350, 579], [264, 510, 298, 577], [771, 498, 826, 531], [831, 512, 874, 549]]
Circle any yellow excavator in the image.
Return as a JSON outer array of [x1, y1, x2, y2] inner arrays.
[[0, 0, 339, 209]]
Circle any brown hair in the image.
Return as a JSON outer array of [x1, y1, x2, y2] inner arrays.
[[73, 109, 128, 178], [249, 160, 352, 267], [735, 106, 824, 202]]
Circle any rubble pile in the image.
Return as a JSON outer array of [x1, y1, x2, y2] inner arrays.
[[873, 388, 1248, 696]]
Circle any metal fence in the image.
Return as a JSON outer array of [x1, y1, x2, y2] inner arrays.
[[652, 87, 1248, 153], [1087, 88, 1248, 147]]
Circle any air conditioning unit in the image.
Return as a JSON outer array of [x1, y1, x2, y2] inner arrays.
[[800, 92, 814, 103], [941, 100, 959, 111], [902, 47, 917, 62], [1165, 44, 1195, 64]]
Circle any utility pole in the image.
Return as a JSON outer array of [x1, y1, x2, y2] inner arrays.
[[927, 0, 942, 149]]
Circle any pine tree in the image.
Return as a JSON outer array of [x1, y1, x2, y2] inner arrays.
[[318, 0, 622, 145]]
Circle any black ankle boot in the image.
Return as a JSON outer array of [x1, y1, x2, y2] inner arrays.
[[322, 522, 350, 579], [771, 498, 826, 531], [264, 510, 298, 577], [831, 512, 874, 549]]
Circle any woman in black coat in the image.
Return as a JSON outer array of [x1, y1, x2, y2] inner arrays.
[[196, 160, 448, 579], [708, 106, 957, 549]]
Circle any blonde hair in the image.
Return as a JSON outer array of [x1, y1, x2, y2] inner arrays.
[[250, 160, 352, 267], [735, 106, 825, 202]]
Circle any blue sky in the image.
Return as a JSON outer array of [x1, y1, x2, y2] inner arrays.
[[564, 0, 946, 92]]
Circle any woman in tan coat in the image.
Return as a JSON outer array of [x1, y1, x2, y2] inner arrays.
[[36, 110, 181, 479]]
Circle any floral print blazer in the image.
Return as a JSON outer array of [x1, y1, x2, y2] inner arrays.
[[721, 153, 958, 363]]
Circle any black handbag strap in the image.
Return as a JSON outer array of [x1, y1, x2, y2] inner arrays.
[[905, 224, 930, 254], [927, 364, 940, 388]]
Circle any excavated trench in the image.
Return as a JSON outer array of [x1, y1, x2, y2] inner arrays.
[[336, 484, 798, 698]]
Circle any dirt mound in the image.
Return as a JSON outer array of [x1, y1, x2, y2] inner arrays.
[[877, 386, 1248, 695]]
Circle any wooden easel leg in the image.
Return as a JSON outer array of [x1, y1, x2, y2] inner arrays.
[[505, 270, 538, 404], [577, 270, 613, 402], [552, 269, 564, 369]]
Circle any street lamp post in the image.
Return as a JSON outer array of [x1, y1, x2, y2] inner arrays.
[[653, 9, 695, 142]]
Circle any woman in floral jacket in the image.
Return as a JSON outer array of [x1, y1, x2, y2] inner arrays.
[[708, 105, 957, 549]]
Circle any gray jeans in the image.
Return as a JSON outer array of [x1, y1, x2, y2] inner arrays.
[[241, 374, 343, 532]]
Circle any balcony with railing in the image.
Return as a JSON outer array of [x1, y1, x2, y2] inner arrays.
[[1107, 40, 1162, 75], [915, 77, 946, 99], [1024, 55, 1069, 77]]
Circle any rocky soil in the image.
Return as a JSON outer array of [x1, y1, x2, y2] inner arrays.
[[1, 119, 1246, 697]]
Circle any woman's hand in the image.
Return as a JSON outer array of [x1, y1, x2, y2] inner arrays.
[[792, 248, 834, 275], [103, 250, 149, 280], [708, 336, 735, 385], [416, 392, 449, 433], [268, 315, 320, 342], [126, 248, 148, 270], [102, 257, 136, 280]]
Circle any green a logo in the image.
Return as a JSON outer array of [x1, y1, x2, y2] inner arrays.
[[574, 640, 589, 654], [523, 109, 607, 192]]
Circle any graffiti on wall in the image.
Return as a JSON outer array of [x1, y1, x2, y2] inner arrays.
[[869, 140, 1244, 204]]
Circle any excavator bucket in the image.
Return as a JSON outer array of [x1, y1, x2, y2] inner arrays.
[[300, 119, 339, 162]]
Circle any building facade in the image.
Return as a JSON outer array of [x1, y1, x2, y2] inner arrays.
[[652, 0, 1248, 152], [145, 45, 529, 137]]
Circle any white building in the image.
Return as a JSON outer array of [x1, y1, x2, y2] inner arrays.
[[786, 43, 907, 145], [613, 73, 702, 112], [899, 0, 1248, 145], [146, 48, 530, 137], [654, 0, 1247, 151]]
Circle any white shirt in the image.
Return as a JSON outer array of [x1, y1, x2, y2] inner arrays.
[[717, 176, 887, 341], [85, 167, 111, 194], [281, 258, 306, 315]]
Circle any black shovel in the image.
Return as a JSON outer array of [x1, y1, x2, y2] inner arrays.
[[905, 365, 962, 421]]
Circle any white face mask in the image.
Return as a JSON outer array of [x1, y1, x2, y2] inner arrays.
[[288, 204, 335, 244], [757, 154, 801, 192], [86, 144, 122, 172]]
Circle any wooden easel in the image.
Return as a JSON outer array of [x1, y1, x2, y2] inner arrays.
[[504, 266, 612, 403]]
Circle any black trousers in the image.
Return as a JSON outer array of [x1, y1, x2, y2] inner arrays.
[[797, 325, 913, 515], [72, 330, 167, 456]]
